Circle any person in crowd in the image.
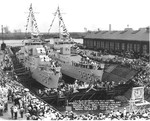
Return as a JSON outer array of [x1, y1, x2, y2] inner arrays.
[[20, 106, 24, 118], [25, 111, 30, 120], [10, 105, 14, 119], [0, 103, 3, 116], [13, 105, 18, 119], [4, 100, 8, 112]]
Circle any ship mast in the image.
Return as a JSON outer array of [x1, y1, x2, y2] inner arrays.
[[48, 6, 72, 41], [25, 3, 40, 36], [58, 7, 61, 39]]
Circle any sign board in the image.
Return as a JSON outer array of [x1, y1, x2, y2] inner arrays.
[[66, 106, 72, 111], [69, 100, 121, 111], [131, 87, 144, 103]]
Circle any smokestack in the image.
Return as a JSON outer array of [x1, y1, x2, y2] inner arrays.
[[109, 24, 111, 31]]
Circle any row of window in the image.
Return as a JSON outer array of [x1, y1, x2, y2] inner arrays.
[[84, 40, 148, 53]]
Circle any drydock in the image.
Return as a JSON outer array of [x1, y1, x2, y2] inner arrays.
[[8, 46, 138, 112]]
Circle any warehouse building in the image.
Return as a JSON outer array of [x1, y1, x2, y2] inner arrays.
[[83, 27, 149, 55]]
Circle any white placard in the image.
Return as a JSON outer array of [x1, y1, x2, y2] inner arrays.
[[131, 87, 144, 102]]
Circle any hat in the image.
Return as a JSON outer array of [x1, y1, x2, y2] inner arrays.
[[41, 102, 44, 105]]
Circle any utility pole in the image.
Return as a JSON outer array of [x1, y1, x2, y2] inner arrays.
[[1, 25, 4, 43]]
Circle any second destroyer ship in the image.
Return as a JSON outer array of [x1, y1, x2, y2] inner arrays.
[[47, 6, 105, 83]]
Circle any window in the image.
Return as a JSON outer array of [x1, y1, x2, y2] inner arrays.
[[83, 40, 86, 45], [94, 40, 97, 47], [133, 44, 137, 52], [86, 40, 89, 47], [129, 43, 133, 51], [143, 45, 147, 54], [105, 42, 109, 50], [101, 41, 104, 49], [137, 44, 140, 52], [115, 42, 120, 50], [127, 43, 130, 51], [110, 42, 114, 50], [122, 43, 125, 50], [97, 41, 101, 48], [89, 40, 93, 47]]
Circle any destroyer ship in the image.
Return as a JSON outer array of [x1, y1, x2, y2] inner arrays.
[[46, 6, 105, 83], [17, 4, 61, 88]]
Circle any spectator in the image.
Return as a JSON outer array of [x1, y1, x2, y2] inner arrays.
[[13, 105, 18, 119], [10, 105, 14, 119], [20, 106, 24, 118], [0, 103, 3, 116]]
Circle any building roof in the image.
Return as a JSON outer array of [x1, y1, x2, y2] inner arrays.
[[84, 27, 149, 41]]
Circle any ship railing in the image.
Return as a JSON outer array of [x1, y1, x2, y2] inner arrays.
[[40, 67, 60, 75], [71, 61, 103, 70]]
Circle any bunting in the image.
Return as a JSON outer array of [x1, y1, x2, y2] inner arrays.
[[58, 9, 71, 40], [25, 4, 40, 34], [48, 6, 73, 41], [48, 9, 58, 33]]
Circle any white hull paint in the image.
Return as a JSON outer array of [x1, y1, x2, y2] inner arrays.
[[61, 63, 103, 82], [31, 68, 61, 88], [23, 58, 61, 89]]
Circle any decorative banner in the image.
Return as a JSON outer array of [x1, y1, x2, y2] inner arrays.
[[48, 6, 73, 41], [131, 87, 144, 102], [48, 10, 58, 33], [25, 4, 40, 34], [57, 6, 71, 40]]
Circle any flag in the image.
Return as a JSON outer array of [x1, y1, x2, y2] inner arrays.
[[29, 3, 32, 11]]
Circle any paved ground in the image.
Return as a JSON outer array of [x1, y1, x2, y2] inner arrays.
[[0, 102, 26, 120]]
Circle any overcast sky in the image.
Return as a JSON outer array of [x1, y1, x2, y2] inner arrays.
[[0, 0, 150, 32]]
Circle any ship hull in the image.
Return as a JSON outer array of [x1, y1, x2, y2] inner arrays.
[[61, 63, 103, 82], [31, 68, 61, 88]]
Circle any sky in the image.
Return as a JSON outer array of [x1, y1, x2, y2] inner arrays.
[[0, 0, 150, 32]]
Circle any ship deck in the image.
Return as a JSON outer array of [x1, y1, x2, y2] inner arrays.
[[59, 54, 82, 62]]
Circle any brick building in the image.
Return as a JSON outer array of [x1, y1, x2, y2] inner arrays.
[[83, 27, 149, 55]]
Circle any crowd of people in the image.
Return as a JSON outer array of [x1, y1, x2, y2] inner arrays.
[[90, 54, 147, 72], [60, 106, 150, 120], [1, 54, 13, 71], [132, 64, 150, 87]]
